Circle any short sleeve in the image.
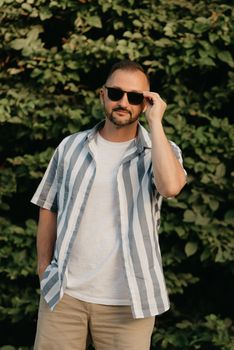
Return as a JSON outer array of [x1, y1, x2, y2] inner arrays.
[[151, 141, 187, 195], [31, 148, 59, 212], [169, 140, 187, 176]]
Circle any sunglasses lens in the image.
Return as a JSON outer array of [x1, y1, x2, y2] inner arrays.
[[106, 87, 144, 105], [107, 87, 124, 101], [127, 92, 144, 105]]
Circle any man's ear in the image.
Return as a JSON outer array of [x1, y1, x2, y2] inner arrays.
[[100, 88, 104, 105], [142, 102, 147, 113]]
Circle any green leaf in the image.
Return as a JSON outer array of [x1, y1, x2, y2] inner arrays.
[[39, 6, 53, 20], [225, 210, 234, 225], [86, 16, 102, 28], [133, 19, 142, 27], [26, 25, 44, 42], [185, 242, 198, 257], [10, 39, 26, 50], [183, 210, 196, 222], [9, 26, 44, 52], [195, 215, 210, 226], [217, 51, 234, 67], [215, 163, 226, 178], [208, 199, 219, 211], [21, 2, 32, 12], [199, 56, 216, 66]]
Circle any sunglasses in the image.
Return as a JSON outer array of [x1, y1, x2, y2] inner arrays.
[[105, 86, 144, 105]]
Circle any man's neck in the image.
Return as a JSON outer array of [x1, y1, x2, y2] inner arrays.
[[99, 120, 138, 142]]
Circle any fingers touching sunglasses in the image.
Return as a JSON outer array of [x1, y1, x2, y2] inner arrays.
[[105, 86, 144, 105]]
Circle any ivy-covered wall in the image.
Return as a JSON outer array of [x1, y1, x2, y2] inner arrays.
[[0, 0, 233, 349]]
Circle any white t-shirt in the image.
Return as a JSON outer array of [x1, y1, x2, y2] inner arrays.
[[65, 132, 134, 305]]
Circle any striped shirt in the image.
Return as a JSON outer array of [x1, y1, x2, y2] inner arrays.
[[31, 121, 184, 319]]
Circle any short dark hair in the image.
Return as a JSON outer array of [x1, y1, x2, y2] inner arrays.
[[106, 60, 150, 85]]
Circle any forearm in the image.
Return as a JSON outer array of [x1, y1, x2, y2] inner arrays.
[[36, 207, 57, 278], [150, 120, 186, 197]]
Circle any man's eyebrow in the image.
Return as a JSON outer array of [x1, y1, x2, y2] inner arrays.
[[110, 85, 143, 94]]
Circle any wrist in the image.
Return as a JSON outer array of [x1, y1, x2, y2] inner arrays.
[[148, 118, 163, 131], [37, 261, 49, 276]]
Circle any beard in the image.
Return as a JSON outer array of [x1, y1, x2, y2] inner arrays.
[[106, 106, 139, 128]]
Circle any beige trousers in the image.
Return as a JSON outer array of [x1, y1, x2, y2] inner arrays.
[[34, 293, 155, 350]]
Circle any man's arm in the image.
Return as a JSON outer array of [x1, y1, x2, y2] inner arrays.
[[143, 91, 186, 198], [36, 207, 57, 279]]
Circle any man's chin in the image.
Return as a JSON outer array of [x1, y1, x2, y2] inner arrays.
[[108, 114, 138, 127]]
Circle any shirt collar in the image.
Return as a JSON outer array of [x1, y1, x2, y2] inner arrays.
[[86, 120, 152, 153]]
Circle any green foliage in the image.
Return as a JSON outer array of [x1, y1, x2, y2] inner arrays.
[[0, 0, 233, 348], [0, 217, 38, 326], [0, 218, 37, 281], [152, 314, 234, 350]]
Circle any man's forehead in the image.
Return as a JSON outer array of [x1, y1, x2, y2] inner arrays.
[[106, 69, 149, 89]]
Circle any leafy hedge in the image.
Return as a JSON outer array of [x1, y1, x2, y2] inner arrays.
[[0, 0, 234, 349]]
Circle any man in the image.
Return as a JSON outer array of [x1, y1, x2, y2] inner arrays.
[[31, 60, 186, 350]]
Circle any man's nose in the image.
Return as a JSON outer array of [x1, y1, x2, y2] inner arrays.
[[118, 92, 129, 106]]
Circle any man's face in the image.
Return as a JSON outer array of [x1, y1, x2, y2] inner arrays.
[[101, 69, 149, 128]]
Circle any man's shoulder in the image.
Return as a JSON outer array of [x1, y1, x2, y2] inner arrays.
[[57, 128, 91, 151]]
